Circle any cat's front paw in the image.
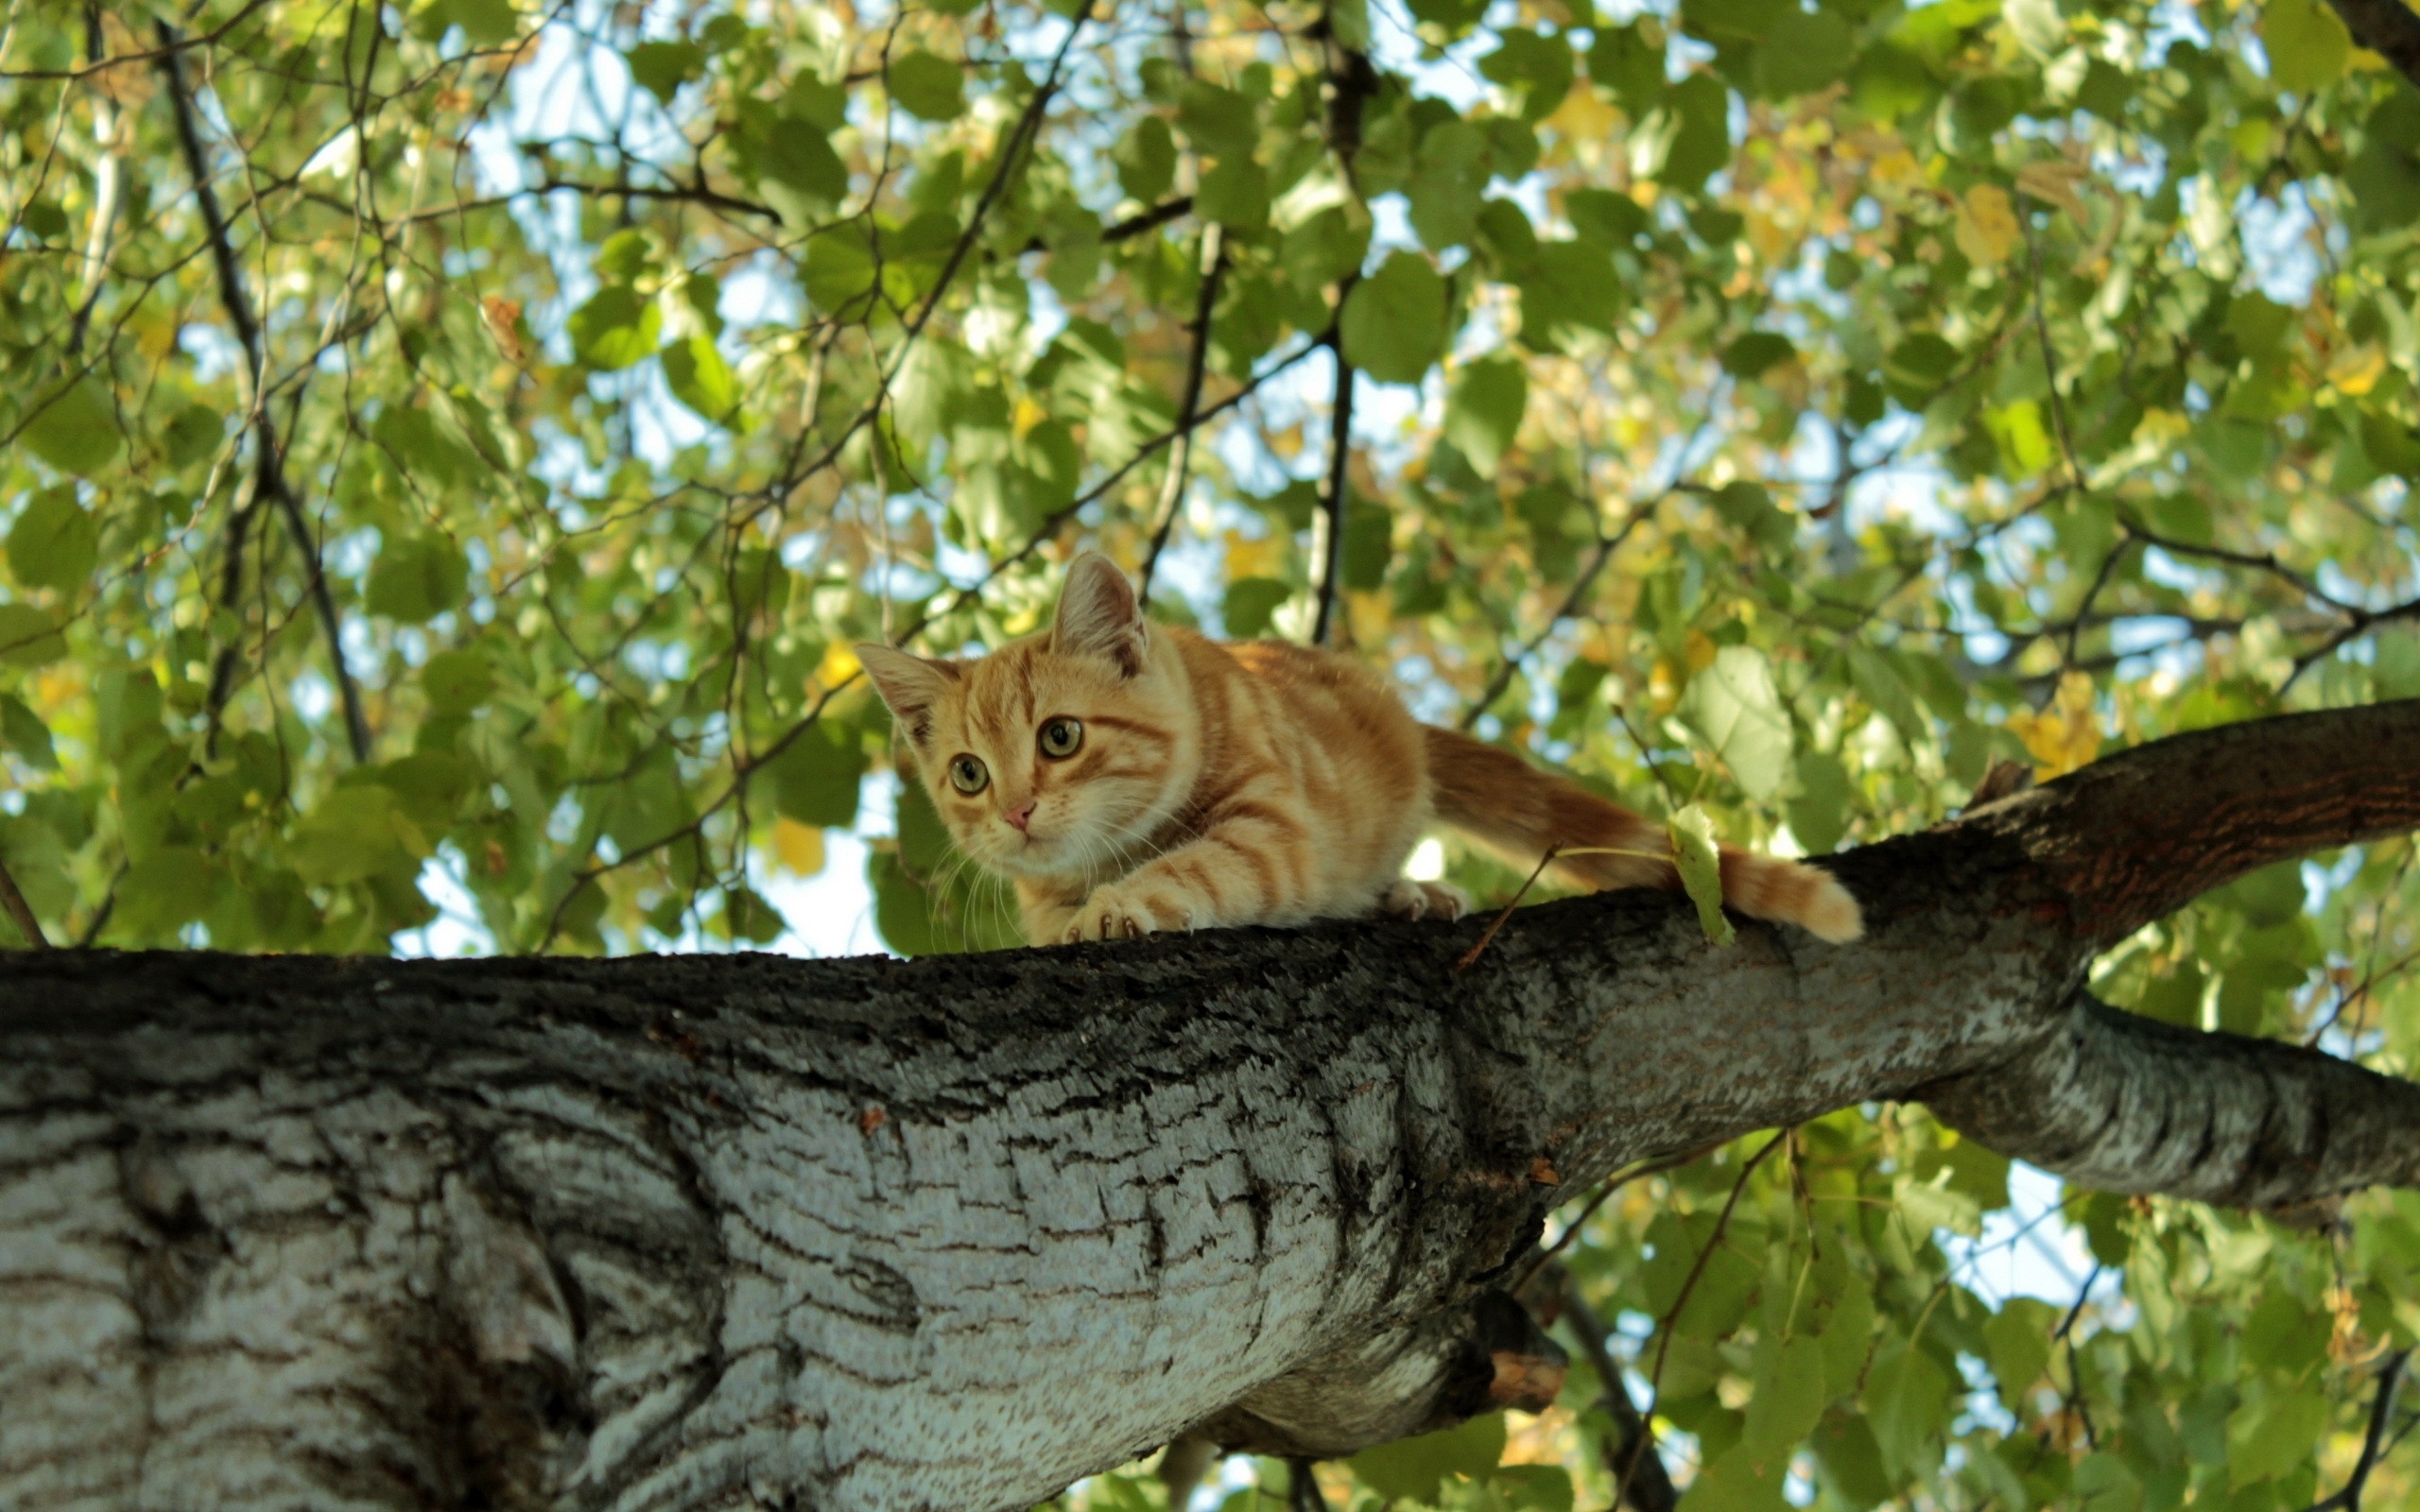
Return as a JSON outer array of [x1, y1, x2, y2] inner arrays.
[[1380, 879, 1468, 921], [1065, 883, 1197, 942]]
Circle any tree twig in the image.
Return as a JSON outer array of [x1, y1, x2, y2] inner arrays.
[[1308, 315, 1355, 648], [2311, 1349, 2411, 1512], [1137, 223, 1227, 610], [1617, 1131, 1789, 1509], [159, 23, 372, 765], [0, 857, 48, 948], [1559, 1279, 1678, 1512]]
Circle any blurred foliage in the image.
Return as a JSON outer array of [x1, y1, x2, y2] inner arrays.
[[3, 0, 2418, 1499]]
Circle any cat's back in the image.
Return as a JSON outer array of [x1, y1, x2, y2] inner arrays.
[[1179, 632, 1423, 799]]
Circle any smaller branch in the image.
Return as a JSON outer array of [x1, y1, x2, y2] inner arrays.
[[1619, 1132, 1788, 1508], [1021, 195, 1194, 253], [2021, 212, 2084, 493], [2312, 1349, 2412, 1512], [1287, 1458, 1325, 1512], [160, 24, 372, 764], [1559, 1280, 1678, 1512], [1309, 316, 1355, 648], [1459, 507, 1651, 731], [1136, 223, 1227, 610], [0, 857, 49, 948]]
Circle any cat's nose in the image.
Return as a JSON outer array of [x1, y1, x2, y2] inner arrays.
[[1003, 799, 1036, 833]]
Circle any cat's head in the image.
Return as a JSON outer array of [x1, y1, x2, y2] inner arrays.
[[856, 554, 1188, 878]]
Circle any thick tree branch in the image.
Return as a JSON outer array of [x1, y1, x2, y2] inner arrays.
[[4, 702, 2418, 1510], [1926, 994, 2420, 1206], [1961, 697, 2420, 944]]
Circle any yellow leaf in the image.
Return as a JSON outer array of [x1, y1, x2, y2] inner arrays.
[[817, 642, 862, 689], [1224, 528, 1286, 580], [2015, 161, 2090, 222], [2006, 671, 2102, 780], [2135, 407, 2192, 446], [772, 817, 827, 877], [1684, 628, 1720, 673], [1955, 184, 2021, 267], [2326, 342, 2388, 396], [1347, 590, 1392, 647]]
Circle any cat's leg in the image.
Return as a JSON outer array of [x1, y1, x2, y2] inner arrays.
[[1378, 879, 1467, 920], [1015, 878, 1089, 946], [1063, 810, 1308, 941]]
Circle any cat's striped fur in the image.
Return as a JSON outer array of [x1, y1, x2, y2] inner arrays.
[[857, 553, 1862, 947]]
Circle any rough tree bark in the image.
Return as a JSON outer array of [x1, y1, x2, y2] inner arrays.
[[2, 701, 2416, 1512]]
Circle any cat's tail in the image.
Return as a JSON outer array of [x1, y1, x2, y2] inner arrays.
[[1421, 725, 1863, 943]]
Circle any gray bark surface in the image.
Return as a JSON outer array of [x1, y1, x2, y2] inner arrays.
[[2, 700, 2416, 1512]]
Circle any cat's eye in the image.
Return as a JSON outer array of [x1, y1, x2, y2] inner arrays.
[[1038, 717, 1083, 759], [948, 754, 990, 795]]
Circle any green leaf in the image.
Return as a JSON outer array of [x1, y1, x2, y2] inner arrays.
[[1196, 157, 1270, 228], [1443, 356, 1528, 472], [0, 603, 66, 667], [1679, 645, 1791, 800], [1478, 28, 1575, 121], [2262, 0, 2349, 94], [1676, 1442, 1788, 1512], [1667, 804, 1737, 947], [1742, 1333, 1826, 1459], [1982, 1297, 2057, 1414], [289, 785, 429, 886], [2227, 1387, 2329, 1485], [0, 693, 58, 771], [1175, 79, 1257, 157], [7, 487, 98, 592], [1847, 644, 1927, 744], [567, 285, 663, 371], [1786, 750, 1850, 854], [1753, 9, 1856, 96], [423, 647, 495, 713], [414, 0, 519, 46], [1649, 74, 1733, 192], [625, 40, 705, 103], [1341, 252, 1447, 386], [1222, 576, 1293, 638], [115, 846, 220, 938], [22, 379, 122, 475], [1115, 116, 1177, 203], [717, 885, 787, 944], [771, 722, 866, 828], [1409, 121, 1489, 249], [1861, 1334, 1953, 1479], [366, 532, 471, 625], [1281, 207, 1370, 291], [1565, 188, 1648, 245], [889, 50, 964, 121], [1721, 331, 1797, 380], [162, 403, 226, 467], [1516, 240, 1622, 352], [1346, 1413, 1504, 1503], [871, 847, 939, 955], [757, 116, 849, 218], [663, 334, 741, 423]]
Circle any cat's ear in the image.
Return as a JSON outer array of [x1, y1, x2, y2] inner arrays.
[[856, 644, 959, 747], [1051, 552, 1148, 676]]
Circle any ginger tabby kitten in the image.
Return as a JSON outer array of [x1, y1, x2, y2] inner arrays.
[[857, 554, 1862, 947]]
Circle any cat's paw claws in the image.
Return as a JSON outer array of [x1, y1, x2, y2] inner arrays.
[[1066, 887, 1172, 942], [1380, 879, 1468, 921]]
